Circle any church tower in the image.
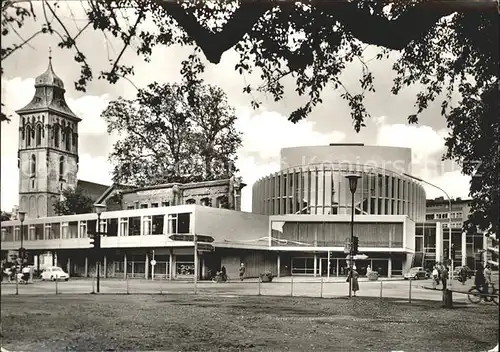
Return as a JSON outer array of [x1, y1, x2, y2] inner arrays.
[[16, 50, 81, 218]]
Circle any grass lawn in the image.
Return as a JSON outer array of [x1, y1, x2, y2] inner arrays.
[[1, 294, 498, 351]]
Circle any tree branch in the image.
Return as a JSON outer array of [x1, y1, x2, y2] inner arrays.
[[161, 1, 273, 64], [161, 0, 496, 64]]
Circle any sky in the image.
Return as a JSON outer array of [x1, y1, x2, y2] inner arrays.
[[0, 3, 471, 213]]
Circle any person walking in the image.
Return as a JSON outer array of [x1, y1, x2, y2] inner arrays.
[[221, 265, 227, 282], [475, 263, 486, 294], [239, 263, 246, 281], [484, 264, 492, 295], [440, 264, 449, 291], [432, 265, 440, 289], [346, 268, 360, 296]]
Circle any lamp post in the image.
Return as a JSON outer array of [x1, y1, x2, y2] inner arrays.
[[403, 173, 453, 278], [15, 211, 26, 295], [345, 174, 361, 298], [94, 204, 106, 293]]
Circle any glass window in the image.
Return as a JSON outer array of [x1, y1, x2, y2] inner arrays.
[[140, 204, 148, 209], [178, 213, 190, 233], [152, 215, 164, 235], [59, 156, 64, 178], [50, 223, 60, 239], [143, 216, 152, 236], [151, 203, 159, 208], [161, 201, 170, 207], [127, 205, 135, 210], [44, 225, 51, 240], [99, 220, 107, 234], [107, 218, 118, 236], [28, 225, 35, 241], [79, 221, 87, 238], [62, 222, 69, 239], [168, 214, 177, 234], [34, 224, 43, 240], [87, 220, 97, 237], [2, 227, 13, 241], [66, 221, 77, 239], [128, 217, 141, 236], [54, 124, 60, 147], [120, 218, 128, 236]]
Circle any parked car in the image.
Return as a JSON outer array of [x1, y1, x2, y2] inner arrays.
[[453, 266, 474, 279], [404, 267, 429, 280], [40, 267, 69, 281]]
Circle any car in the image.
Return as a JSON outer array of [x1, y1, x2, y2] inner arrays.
[[453, 266, 474, 279], [40, 267, 69, 281], [404, 267, 429, 280]]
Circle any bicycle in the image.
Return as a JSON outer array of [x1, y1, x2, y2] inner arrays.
[[467, 283, 498, 305]]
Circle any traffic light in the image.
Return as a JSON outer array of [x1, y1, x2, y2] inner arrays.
[[89, 233, 101, 249], [451, 244, 456, 260], [352, 236, 359, 255]]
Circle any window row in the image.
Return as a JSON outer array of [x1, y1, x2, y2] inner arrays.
[[28, 155, 66, 179], [22, 123, 76, 150], [270, 221, 404, 247], [0, 213, 191, 242], [257, 171, 417, 202], [427, 212, 463, 220]]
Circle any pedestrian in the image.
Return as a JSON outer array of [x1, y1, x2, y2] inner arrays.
[[346, 268, 360, 296], [221, 265, 227, 282], [239, 263, 245, 281], [440, 264, 449, 291], [432, 265, 440, 289], [21, 265, 31, 285], [475, 263, 486, 294], [484, 264, 492, 294]]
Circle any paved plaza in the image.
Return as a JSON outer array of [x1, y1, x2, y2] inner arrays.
[[0, 277, 490, 305]]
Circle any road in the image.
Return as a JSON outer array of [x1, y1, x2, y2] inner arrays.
[[0, 277, 486, 304]]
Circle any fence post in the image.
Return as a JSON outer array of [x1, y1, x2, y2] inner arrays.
[[380, 280, 383, 299], [91, 276, 95, 294], [126, 273, 129, 295], [258, 277, 261, 296], [159, 274, 163, 295], [320, 277, 324, 298], [55, 279, 58, 295], [290, 276, 294, 297], [409, 278, 412, 304]]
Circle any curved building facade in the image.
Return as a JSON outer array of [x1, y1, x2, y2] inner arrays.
[[252, 145, 426, 222]]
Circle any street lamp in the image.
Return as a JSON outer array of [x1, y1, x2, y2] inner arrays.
[[403, 173, 453, 277], [94, 204, 106, 293], [15, 211, 26, 295], [18, 211, 26, 261], [345, 174, 361, 298]]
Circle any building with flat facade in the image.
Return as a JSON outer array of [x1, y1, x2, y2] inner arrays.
[[414, 197, 489, 272]]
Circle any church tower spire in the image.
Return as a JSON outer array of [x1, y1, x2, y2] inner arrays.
[[16, 51, 81, 218]]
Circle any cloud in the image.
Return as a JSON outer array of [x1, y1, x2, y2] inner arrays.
[[375, 121, 471, 200], [376, 123, 448, 166], [236, 156, 281, 213], [68, 95, 111, 135], [235, 106, 346, 211], [425, 170, 471, 200], [0, 156, 19, 212], [77, 153, 114, 186], [235, 106, 345, 161]]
